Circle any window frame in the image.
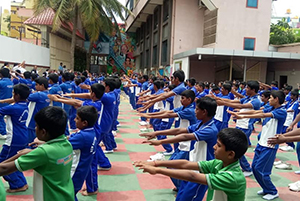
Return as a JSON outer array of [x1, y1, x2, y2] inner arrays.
[[246, 0, 258, 9], [243, 37, 256, 51]]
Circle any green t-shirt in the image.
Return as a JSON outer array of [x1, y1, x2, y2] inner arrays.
[[0, 179, 5, 201], [198, 159, 246, 201], [15, 135, 74, 201]]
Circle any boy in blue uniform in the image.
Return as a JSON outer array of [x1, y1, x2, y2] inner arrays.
[[230, 90, 286, 200], [0, 68, 13, 139], [19, 71, 33, 90], [48, 73, 63, 107], [215, 80, 261, 176], [26, 77, 50, 143], [0, 84, 30, 192]]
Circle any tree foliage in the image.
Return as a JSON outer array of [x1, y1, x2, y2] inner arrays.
[[269, 18, 295, 45]]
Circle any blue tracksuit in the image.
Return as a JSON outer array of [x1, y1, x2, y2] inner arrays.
[[60, 81, 73, 135], [0, 78, 13, 135]]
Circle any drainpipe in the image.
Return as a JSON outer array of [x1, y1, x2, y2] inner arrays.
[[243, 57, 247, 81], [170, 0, 176, 68], [229, 56, 233, 81]]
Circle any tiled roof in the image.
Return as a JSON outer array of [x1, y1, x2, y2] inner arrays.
[[24, 8, 85, 40]]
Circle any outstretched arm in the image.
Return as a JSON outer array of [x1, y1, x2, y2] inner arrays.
[[143, 133, 196, 146], [48, 95, 83, 108], [140, 128, 188, 140]]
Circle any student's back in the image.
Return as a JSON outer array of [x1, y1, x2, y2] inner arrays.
[[101, 92, 116, 133]]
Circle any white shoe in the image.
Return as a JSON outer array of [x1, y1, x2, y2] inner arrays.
[[262, 193, 279, 200], [103, 150, 114, 154], [97, 165, 111, 171], [149, 153, 165, 161], [273, 161, 282, 166], [139, 121, 148, 126], [117, 124, 121, 127], [288, 180, 300, 187], [0, 135, 7, 140], [257, 190, 265, 195], [275, 163, 292, 170], [112, 131, 117, 136], [289, 181, 300, 192], [279, 145, 294, 151], [243, 171, 253, 177], [140, 128, 149, 132], [163, 151, 174, 156], [294, 170, 300, 174]]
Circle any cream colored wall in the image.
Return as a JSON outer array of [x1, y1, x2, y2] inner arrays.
[[212, 0, 272, 51], [173, 57, 190, 78], [277, 46, 300, 54], [274, 70, 299, 90], [49, 33, 71, 70], [173, 0, 204, 55], [189, 60, 215, 82]]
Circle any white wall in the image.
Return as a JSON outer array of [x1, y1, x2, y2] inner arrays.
[[173, 57, 190, 79], [0, 35, 50, 67]]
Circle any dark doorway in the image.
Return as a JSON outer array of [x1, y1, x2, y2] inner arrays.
[[279, 75, 287, 90]]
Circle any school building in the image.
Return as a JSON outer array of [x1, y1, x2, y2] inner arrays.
[[125, 0, 300, 89]]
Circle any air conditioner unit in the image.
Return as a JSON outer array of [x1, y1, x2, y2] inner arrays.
[[198, 0, 206, 9]]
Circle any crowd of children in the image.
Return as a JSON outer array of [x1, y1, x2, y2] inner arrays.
[[0, 64, 300, 200]]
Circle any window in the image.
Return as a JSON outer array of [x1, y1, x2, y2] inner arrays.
[[161, 40, 168, 63], [163, 0, 170, 22], [146, 50, 150, 67], [11, 10, 16, 14], [153, 8, 159, 30], [11, 26, 16, 30], [247, 0, 258, 8], [244, 38, 255, 50]]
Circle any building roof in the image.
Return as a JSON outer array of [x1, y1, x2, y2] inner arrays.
[[24, 8, 85, 40]]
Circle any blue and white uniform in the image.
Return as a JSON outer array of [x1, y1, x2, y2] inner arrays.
[[19, 78, 33, 90], [49, 84, 63, 107], [252, 106, 286, 195], [214, 94, 230, 132], [69, 127, 97, 200], [60, 81, 73, 135], [0, 101, 28, 189], [172, 82, 187, 128], [26, 91, 50, 143], [0, 78, 13, 135], [176, 119, 218, 201]]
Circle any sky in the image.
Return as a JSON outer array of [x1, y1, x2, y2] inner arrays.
[[1, 0, 300, 20]]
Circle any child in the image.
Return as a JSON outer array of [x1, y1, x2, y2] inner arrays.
[[135, 128, 248, 201], [229, 90, 287, 200], [48, 73, 63, 107], [26, 77, 50, 143], [0, 84, 30, 192], [0, 106, 74, 200]]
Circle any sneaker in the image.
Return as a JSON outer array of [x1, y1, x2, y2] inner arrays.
[[99, 141, 104, 147], [262, 193, 279, 200], [275, 163, 292, 170], [257, 190, 265, 195], [103, 150, 114, 154], [289, 181, 300, 192], [139, 121, 148, 126], [288, 180, 300, 187], [243, 171, 253, 177], [294, 170, 300, 174], [97, 166, 111, 171], [117, 124, 121, 127], [0, 135, 7, 140], [163, 151, 174, 156], [140, 128, 149, 132], [149, 153, 165, 161], [273, 161, 283, 166], [279, 145, 294, 151]]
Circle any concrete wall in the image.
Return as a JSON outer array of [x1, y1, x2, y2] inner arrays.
[[213, 0, 272, 51], [0, 35, 50, 67], [173, 0, 204, 55], [277, 45, 300, 54], [49, 33, 71, 70], [189, 60, 215, 82]]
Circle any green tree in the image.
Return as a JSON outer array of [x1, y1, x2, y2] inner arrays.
[[4, 15, 11, 31], [33, 0, 129, 70], [269, 18, 295, 45]]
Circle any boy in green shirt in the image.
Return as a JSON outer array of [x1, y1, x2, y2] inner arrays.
[[134, 128, 248, 201], [0, 106, 74, 201]]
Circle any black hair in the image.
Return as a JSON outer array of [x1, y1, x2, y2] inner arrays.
[[271, 90, 285, 104], [62, 72, 71, 81], [261, 90, 271, 99], [0, 68, 10, 78], [222, 83, 231, 92], [173, 70, 185, 82], [212, 86, 220, 91], [16, 70, 21, 74], [77, 106, 98, 128], [23, 71, 31, 79], [196, 96, 217, 117], [217, 128, 248, 159], [168, 84, 176, 90], [114, 78, 121, 89], [104, 78, 116, 91], [188, 78, 196, 86], [150, 76, 157, 82], [240, 81, 246, 86], [13, 84, 30, 100], [181, 90, 196, 103], [271, 81, 278, 87], [31, 73, 38, 81], [82, 71, 88, 77], [80, 76, 86, 82], [48, 73, 59, 83], [4, 62, 8, 66], [291, 89, 299, 98], [246, 80, 259, 93], [34, 106, 67, 139], [91, 83, 105, 99], [142, 75, 149, 81], [70, 73, 75, 81], [35, 77, 49, 89], [285, 85, 293, 91], [75, 78, 82, 86], [153, 80, 162, 89], [197, 82, 205, 89]]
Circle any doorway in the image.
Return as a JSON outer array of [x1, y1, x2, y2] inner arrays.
[[279, 75, 287, 90]]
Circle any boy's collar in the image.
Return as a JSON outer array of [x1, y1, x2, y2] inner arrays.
[[217, 159, 239, 170], [45, 135, 66, 144]]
